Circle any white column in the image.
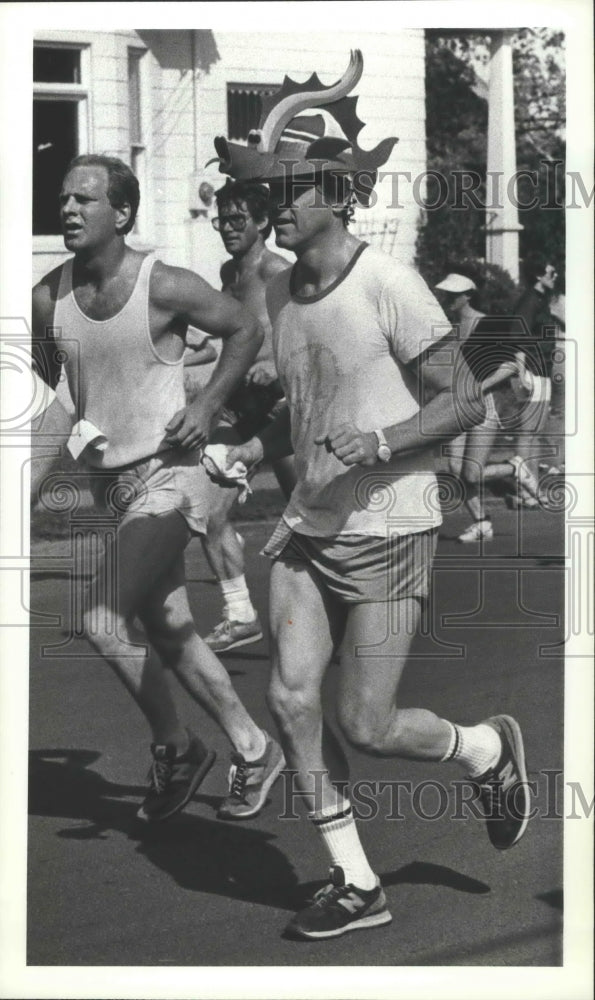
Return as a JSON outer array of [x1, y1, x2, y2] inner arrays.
[[485, 30, 522, 282]]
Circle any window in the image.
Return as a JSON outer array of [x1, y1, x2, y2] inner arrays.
[[127, 47, 149, 238], [226, 83, 279, 142], [33, 44, 88, 236]]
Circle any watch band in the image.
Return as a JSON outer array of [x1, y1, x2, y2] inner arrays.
[[374, 428, 392, 462]]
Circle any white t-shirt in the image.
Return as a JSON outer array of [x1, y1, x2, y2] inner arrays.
[[266, 243, 451, 537]]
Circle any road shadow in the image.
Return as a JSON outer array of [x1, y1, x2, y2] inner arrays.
[[296, 859, 490, 906], [536, 888, 563, 911], [28, 749, 298, 910], [383, 860, 490, 893]]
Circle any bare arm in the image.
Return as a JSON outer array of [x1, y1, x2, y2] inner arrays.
[[246, 254, 289, 385], [396, 338, 486, 452], [318, 336, 486, 467], [32, 271, 61, 389], [151, 263, 263, 448], [481, 360, 519, 392], [211, 403, 293, 474], [183, 337, 218, 367]]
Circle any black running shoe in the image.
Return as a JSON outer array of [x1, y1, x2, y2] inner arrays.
[[285, 866, 392, 940], [137, 730, 216, 822], [474, 715, 530, 850]]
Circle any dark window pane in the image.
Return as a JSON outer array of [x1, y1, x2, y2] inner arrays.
[[227, 83, 279, 141], [33, 99, 78, 235], [34, 46, 80, 84]]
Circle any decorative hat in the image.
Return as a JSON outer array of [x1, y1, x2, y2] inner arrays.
[[207, 50, 398, 204], [435, 273, 477, 294]]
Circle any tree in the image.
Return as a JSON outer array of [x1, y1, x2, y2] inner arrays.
[[416, 29, 566, 297]]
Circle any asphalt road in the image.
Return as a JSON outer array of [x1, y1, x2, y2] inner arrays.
[[28, 499, 565, 968]]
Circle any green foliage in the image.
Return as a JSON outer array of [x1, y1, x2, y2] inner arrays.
[[416, 30, 566, 288]]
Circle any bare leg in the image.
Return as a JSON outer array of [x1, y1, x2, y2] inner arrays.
[[202, 501, 245, 581], [201, 420, 245, 583], [460, 422, 498, 521], [336, 599, 452, 759], [510, 392, 550, 481], [268, 557, 348, 812], [82, 510, 193, 748], [138, 554, 264, 758]]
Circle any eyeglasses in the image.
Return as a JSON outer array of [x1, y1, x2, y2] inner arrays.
[[211, 214, 249, 232]]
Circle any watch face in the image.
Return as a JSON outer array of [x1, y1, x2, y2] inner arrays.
[[378, 444, 392, 462]]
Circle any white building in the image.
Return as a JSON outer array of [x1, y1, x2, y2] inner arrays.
[[33, 29, 428, 287]]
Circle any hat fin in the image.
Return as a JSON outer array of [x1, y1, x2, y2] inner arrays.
[[251, 50, 364, 153]]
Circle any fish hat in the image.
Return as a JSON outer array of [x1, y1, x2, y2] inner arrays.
[[208, 50, 398, 204]]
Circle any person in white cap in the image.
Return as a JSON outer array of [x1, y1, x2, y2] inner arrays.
[[435, 272, 526, 541], [207, 52, 531, 941]]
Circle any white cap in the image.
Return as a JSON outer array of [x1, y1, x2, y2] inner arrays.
[[435, 273, 477, 293]]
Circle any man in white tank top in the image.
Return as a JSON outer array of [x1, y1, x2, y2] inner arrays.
[[32, 155, 285, 823]]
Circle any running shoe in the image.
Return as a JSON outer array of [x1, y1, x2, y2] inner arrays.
[[285, 866, 392, 940], [217, 731, 285, 820], [457, 519, 494, 543], [204, 616, 263, 652], [509, 456, 541, 499], [505, 491, 539, 510], [137, 729, 216, 822], [473, 715, 530, 850]]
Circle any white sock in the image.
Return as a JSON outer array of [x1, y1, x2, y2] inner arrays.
[[310, 799, 377, 891], [441, 720, 502, 777], [220, 575, 256, 623]]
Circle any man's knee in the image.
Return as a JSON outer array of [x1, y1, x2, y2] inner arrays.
[[336, 701, 398, 756], [140, 604, 195, 653], [81, 606, 142, 658]]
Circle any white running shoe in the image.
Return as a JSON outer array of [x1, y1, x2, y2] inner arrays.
[[204, 616, 263, 652], [509, 456, 540, 498], [458, 520, 494, 543]]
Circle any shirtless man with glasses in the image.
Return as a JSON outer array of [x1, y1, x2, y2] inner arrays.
[[199, 180, 295, 654]]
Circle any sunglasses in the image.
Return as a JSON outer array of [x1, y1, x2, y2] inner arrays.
[[211, 214, 249, 232]]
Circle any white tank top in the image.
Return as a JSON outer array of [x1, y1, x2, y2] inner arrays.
[[55, 255, 185, 468]]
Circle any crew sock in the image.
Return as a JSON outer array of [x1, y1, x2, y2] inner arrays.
[[220, 575, 257, 624], [440, 720, 502, 777], [310, 799, 378, 891]]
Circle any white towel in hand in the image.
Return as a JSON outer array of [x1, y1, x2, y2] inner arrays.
[[201, 444, 252, 504], [67, 419, 108, 460]]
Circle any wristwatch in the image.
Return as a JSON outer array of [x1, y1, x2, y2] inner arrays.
[[374, 428, 392, 463]]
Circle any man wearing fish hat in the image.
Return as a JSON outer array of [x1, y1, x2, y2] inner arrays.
[[207, 51, 530, 940]]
